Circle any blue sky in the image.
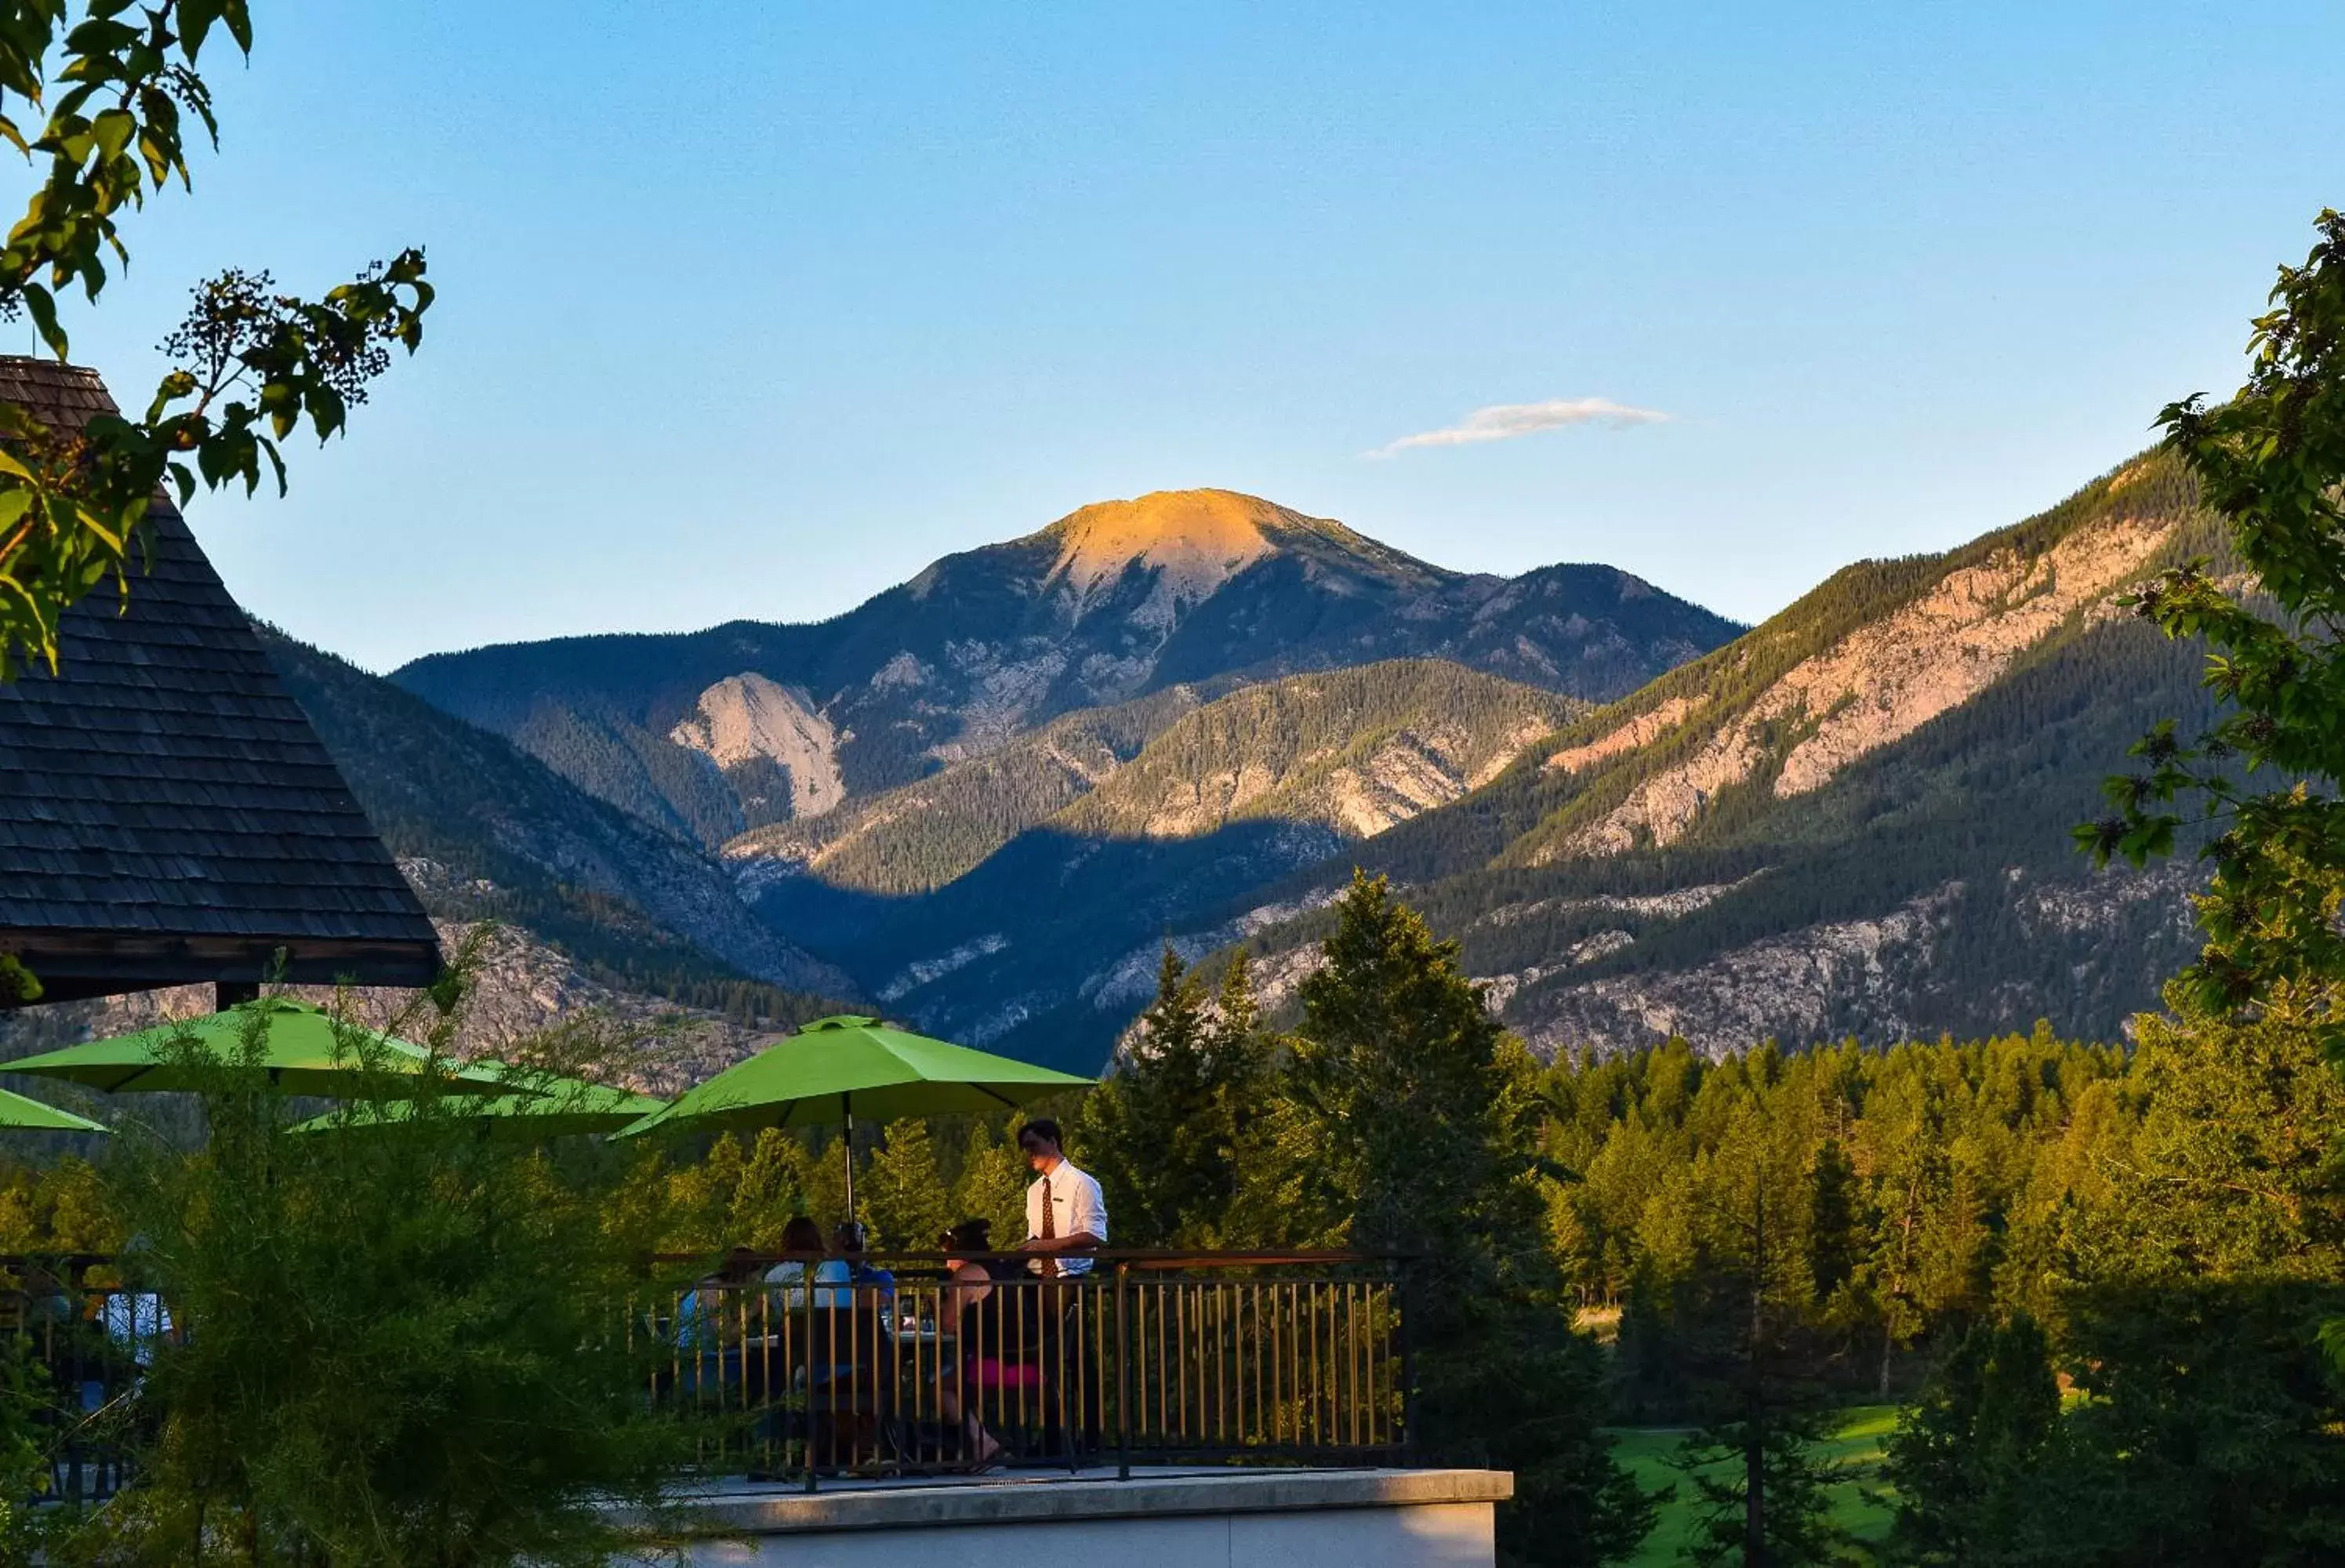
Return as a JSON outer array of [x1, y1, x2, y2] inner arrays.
[[49, 2, 2345, 671]]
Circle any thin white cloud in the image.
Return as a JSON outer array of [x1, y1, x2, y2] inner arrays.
[[1367, 397, 1671, 458]]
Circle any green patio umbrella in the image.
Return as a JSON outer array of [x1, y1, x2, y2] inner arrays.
[[615, 1014, 1094, 1210], [0, 1085, 107, 1134], [290, 1065, 665, 1138], [4, 998, 512, 1098]]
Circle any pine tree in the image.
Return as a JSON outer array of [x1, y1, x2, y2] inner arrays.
[[952, 1116, 1029, 1246], [1675, 1409, 1845, 1568], [728, 1128, 808, 1249], [1885, 1314, 2070, 1566], [1668, 1116, 1849, 1567], [861, 1119, 956, 1250], [1282, 871, 1656, 1566], [1082, 949, 1211, 1246], [1078, 946, 1272, 1247], [2046, 1000, 2345, 1562], [1806, 1140, 1862, 1304]]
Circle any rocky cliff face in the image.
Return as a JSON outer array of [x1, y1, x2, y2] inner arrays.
[[1473, 860, 2200, 1058], [1541, 507, 2176, 859], [668, 673, 845, 819]]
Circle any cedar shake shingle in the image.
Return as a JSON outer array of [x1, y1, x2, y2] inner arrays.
[[0, 358, 441, 1001]]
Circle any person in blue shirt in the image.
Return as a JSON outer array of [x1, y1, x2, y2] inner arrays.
[[674, 1246, 763, 1366]]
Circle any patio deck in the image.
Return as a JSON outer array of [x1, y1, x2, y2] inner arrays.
[[632, 1465, 1512, 1566]]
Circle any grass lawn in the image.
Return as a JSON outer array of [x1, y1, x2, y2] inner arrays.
[[1606, 1406, 1900, 1565]]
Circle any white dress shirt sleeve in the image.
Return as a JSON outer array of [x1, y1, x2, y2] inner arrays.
[[1065, 1165, 1106, 1243]]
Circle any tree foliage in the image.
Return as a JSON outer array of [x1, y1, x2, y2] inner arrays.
[[1272, 871, 1655, 1566], [1883, 1315, 2068, 1566], [2083, 209, 2345, 1031], [83, 992, 681, 1566], [1079, 947, 1271, 1247], [0, 1, 430, 681]]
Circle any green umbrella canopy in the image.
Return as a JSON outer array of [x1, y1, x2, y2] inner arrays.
[[619, 1014, 1093, 1139], [291, 1066, 665, 1138], [4, 999, 512, 1098], [0, 1086, 107, 1134]]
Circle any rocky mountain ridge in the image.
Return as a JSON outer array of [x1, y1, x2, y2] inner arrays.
[[0, 918, 767, 1093], [392, 488, 1741, 848], [1203, 451, 2224, 1060]]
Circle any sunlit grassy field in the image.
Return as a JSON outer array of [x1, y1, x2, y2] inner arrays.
[[1606, 1406, 1900, 1566]]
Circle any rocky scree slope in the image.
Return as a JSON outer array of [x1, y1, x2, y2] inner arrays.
[[390, 489, 1740, 848], [1211, 452, 2227, 1058]]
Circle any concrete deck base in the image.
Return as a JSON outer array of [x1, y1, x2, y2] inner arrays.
[[634, 1468, 1513, 1567]]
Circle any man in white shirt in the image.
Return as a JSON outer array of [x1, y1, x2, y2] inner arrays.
[[1018, 1118, 1106, 1276]]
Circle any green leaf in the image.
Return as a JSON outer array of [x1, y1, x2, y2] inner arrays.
[[89, 106, 132, 162], [20, 281, 62, 359], [179, 0, 223, 59]]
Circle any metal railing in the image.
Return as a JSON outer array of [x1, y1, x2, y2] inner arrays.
[[0, 1251, 1414, 1495], [637, 1251, 1410, 1482], [0, 1258, 165, 1504]]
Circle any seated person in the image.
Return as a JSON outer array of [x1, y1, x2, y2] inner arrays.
[[674, 1246, 764, 1352], [671, 1247, 768, 1399], [934, 1218, 1017, 1468], [764, 1215, 826, 1309]]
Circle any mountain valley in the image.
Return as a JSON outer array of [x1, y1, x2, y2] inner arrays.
[[212, 464, 2228, 1075]]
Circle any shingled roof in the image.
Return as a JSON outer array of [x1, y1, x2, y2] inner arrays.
[[0, 357, 441, 1004]]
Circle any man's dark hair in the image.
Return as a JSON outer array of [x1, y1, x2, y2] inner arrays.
[[1018, 1117, 1062, 1151]]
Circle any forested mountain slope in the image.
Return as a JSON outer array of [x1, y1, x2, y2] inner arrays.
[[392, 489, 1737, 847], [260, 629, 855, 1016], [726, 688, 1203, 898], [725, 659, 1577, 903], [737, 661, 1588, 1066], [1191, 452, 2222, 1057], [1054, 660, 1579, 841]]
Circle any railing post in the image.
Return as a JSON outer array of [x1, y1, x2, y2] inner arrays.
[[1115, 1262, 1132, 1481], [804, 1269, 819, 1494], [1397, 1258, 1418, 1469]]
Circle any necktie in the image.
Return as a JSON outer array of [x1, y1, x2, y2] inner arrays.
[[1038, 1171, 1058, 1277]]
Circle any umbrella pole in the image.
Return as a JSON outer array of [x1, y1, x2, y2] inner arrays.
[[840, 1092, 855, 1218]]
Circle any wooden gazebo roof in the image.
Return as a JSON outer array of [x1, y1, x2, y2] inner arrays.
[[0, 358, 441, 1004]]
